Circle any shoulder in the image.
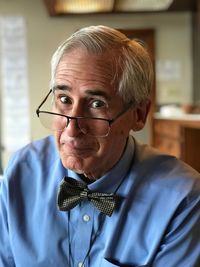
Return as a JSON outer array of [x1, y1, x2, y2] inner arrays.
[[132, 137, 200, 198], [9, 135, 57, 163], [4, 135, 59, 179]]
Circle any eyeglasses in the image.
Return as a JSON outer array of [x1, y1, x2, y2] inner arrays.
[[36, 89, 133, 137]]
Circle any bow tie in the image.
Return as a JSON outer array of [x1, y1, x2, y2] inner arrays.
[[57, 177, 117, 216]]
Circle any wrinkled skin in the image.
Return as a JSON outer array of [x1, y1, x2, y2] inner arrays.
[[53, 48, 149, 180]]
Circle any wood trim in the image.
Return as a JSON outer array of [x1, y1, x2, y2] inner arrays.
[[44, 0, 57, 16], [192, 0, 200, 103]]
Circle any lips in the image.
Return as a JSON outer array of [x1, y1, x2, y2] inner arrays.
[[60, 139, 96, 156]]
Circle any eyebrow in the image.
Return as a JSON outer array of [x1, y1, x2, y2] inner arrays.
[[52, 84, 69, 91], [85, 89, 112, 100], [52, 85, 112, 101]]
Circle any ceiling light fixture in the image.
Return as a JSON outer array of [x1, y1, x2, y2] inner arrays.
[[44, 0, 175, 15], [115, 0, 174, 12], [54, 0, 114, 14]]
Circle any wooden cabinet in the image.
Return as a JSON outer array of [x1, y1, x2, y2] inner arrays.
[[152, 117, 200, 172]]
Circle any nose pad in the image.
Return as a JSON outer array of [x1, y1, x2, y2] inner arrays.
[[66, 117, 79, 128], [64, 117, 82, 136]]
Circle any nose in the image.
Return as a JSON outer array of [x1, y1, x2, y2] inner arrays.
[[62, 100, 85, 136], [64, 117, 82, 137]]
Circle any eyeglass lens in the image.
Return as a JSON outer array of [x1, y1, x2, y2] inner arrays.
[[39, 112, 110, 137]]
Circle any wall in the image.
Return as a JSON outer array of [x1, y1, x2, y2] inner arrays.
[[0, 0, 193, 166]]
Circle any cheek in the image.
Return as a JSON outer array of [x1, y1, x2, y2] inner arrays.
[[119, 128, 126, 135], [104, 120, 131, 150], [112, 122, 131, 137], [104, 128, 127, 151]]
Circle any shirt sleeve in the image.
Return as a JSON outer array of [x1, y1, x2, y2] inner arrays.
[[0, 177, 16, 267], [152, 191, 200, 267]]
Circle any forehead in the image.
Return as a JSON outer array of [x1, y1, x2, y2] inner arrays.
[[55, 49, 117, 87]]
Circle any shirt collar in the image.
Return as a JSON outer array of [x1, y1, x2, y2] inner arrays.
[[67, 135, 135, 194]]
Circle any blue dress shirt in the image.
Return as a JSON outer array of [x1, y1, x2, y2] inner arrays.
[[0, 135, 200, 267]]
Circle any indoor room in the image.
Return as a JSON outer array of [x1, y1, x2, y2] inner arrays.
[[0, 1, 200, 266], [0, 0, 200, 172]]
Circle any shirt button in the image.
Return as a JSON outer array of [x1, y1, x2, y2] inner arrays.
[[83, 214, 90, 222], [78, 262, 84, 267]]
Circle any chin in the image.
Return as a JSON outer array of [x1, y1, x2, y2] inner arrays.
[[60, 153, 89, 173]]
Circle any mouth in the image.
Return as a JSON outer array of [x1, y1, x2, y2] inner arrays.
[[60, 140, 96, 156]]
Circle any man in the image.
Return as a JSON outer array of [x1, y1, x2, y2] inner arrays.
[[0, 25, 199, 267]]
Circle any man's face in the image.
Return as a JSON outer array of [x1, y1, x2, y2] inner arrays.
[[53, 48, 138, 179]]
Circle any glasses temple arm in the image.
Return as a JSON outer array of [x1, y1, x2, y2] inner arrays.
[[110, 102, 134, 125], [36, 89, 52, 116]]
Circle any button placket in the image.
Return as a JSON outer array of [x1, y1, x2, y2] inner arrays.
[[74, 203, 94, 267]]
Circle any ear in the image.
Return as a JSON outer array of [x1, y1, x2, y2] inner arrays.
[[131, 101, 151, 131]]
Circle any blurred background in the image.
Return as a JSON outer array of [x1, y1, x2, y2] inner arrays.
[[0, 0, 200, 173]]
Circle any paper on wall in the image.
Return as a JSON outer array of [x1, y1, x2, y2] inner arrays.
[[0, 16, 31, 152], [156, 59, 181, 81]]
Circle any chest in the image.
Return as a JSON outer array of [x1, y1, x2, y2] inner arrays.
[[10, 198, 169, 267]]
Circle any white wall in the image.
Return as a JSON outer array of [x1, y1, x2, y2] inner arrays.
[[0, 0, 193, 165]]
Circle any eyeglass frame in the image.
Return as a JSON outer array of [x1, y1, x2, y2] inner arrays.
[[36, 89, 133, 137]]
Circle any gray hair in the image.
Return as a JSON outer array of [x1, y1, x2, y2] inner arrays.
[[50, 25, 153, 105]]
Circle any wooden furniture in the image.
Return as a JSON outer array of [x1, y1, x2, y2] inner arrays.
[[152, 115, 200, 172]]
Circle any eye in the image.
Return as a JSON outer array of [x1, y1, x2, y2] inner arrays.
[[60, 95, 72, 104], [54, 94, 72, 111], [90, 99, 106, 109], [54, 94, 72, 105]]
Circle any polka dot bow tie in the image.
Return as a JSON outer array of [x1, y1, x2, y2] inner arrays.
[[57, 177, 117, 217]]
